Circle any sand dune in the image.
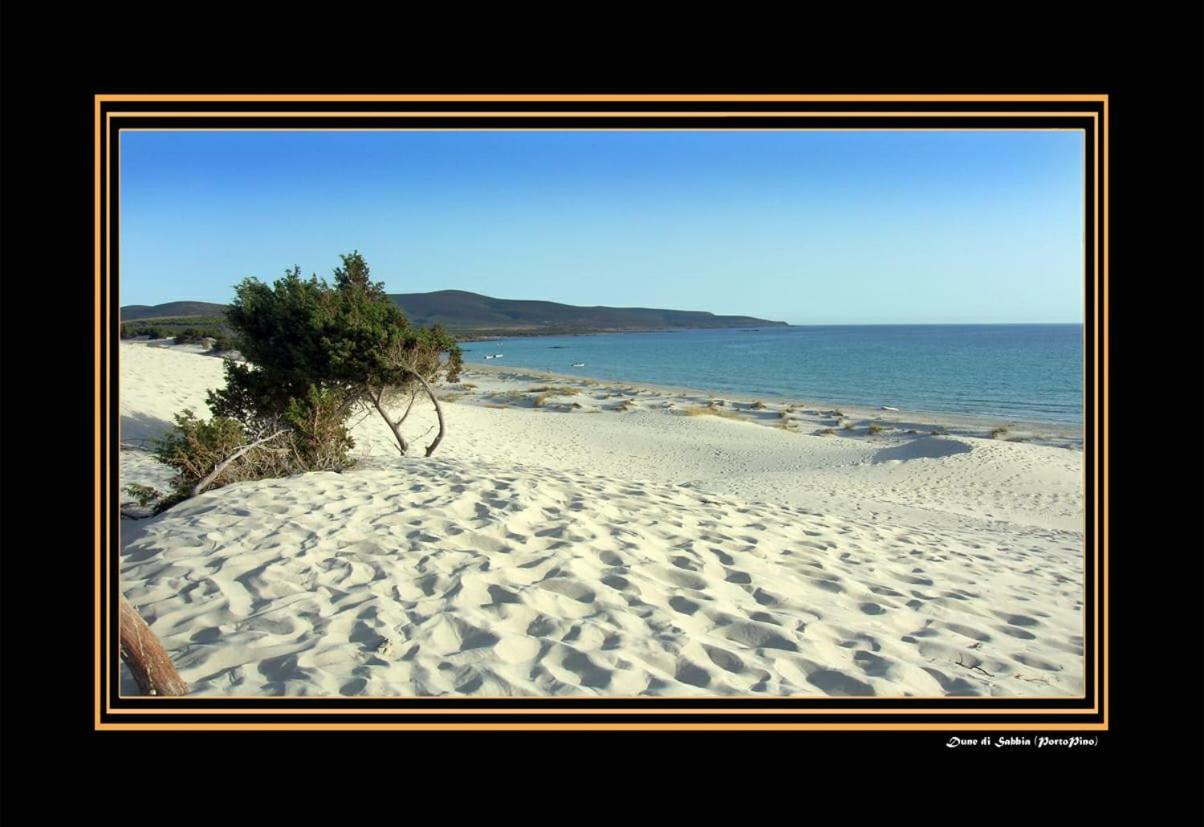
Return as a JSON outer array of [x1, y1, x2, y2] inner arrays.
[[119, 341, 1085, 697]]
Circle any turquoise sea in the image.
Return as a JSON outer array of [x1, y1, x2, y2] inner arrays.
[[464, 324, 1083, 425]]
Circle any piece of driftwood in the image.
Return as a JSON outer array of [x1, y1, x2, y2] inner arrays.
[[119, 595, 188, 696]]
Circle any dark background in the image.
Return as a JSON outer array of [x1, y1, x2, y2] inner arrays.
[[2, 5, 1201, 808]]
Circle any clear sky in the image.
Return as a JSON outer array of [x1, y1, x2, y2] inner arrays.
[[120, 130, 1084, 324]]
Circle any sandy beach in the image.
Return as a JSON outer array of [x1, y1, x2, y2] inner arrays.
[[119, 340, 1085, 697]]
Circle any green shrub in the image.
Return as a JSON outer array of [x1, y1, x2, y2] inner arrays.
[[154, 410, 266, 498], [208, 335, 238, 353], [153, 405, 350, 504], [123, 483, 163, 507], [284, 386, 356, 472], [173, 328, 209, 345]]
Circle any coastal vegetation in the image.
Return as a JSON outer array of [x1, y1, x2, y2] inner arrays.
[[150, 252, 462, 509], [683, 405, 742, 420], [120, 316, 229, 341]]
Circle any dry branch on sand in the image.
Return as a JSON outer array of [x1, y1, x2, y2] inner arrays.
[[120, 595, 187, 696]]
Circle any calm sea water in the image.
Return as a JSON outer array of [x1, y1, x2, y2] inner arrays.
[[464, 325, 1083, 425]]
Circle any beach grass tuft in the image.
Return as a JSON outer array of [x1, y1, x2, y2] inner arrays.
[[684, 405, 742, 419], [527, 386, 581, 396]]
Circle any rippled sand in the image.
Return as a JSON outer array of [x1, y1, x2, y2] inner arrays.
[[119, 342, 1085, 697]]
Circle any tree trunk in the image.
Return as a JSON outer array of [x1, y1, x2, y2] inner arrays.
[[119, 595, 188, 696], [412, 371, 447, 457], [369, 386, 409, 455]]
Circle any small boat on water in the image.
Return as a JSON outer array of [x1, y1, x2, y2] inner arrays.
[[484, 355, 495, 360], [493, 354, 504, 359], [571, 362, 585, 367]]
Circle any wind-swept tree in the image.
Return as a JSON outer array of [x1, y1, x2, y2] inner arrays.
[[210, 251, 461, 461], [321, 252, 462, 456]]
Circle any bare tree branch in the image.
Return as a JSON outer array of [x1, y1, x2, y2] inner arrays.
[[407, 368, 447, 457], [396, 386, 419, 424], [368, 384, 409, 455], [191, 429, 287, 497]]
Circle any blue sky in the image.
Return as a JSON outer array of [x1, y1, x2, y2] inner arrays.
[[120, 130, 1084, 324]]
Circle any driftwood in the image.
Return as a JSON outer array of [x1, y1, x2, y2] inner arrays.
[[119, 595, 188, 696]]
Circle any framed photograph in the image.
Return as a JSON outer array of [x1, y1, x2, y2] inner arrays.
[[97, 94, 1106, 732]]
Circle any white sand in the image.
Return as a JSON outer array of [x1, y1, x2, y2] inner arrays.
[[119, 341, 1085, 697]]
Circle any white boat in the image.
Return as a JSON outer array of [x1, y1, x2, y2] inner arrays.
[[881, 405, 899, 412], [493, 354, 504, 359], [484, 355, 494, 360], [571, 362, 585, 367]]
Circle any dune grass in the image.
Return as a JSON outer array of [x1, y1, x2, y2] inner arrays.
[[530, 387, 584, 408], [526, 386, 581, 396], [683, 405, 743, 420]]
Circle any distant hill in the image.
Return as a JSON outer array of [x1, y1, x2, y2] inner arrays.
[[387, 290, 787, 333], [120, 301, 229, 321], [121, 291, 787, 336]]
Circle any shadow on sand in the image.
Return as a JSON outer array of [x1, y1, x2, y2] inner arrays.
[[871, 436, 973, 464]]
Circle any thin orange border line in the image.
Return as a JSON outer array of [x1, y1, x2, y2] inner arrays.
[[101, 110, 1102, 722], [96, 94, 1109, 103], [99, 99, 1105, 728]]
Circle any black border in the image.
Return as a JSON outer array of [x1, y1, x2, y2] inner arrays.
[[98, 102, 1104, 728], [2, 6, 1203, 806]]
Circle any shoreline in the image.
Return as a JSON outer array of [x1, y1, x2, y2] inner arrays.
[[462, 362, 1083, 449]]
